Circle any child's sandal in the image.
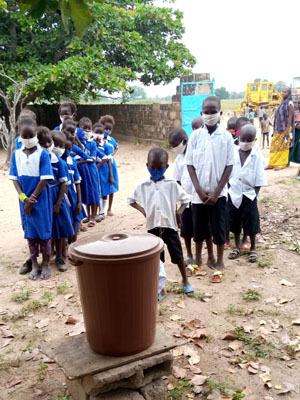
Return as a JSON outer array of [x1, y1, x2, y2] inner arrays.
[[248, 250, 257, 263], [228, 248, 240, 259], [209, 270, 224, 283]]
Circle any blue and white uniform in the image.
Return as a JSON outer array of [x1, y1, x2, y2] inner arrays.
[[9, 146, 53, 239], [54, 124, 85, 145], [49, 153, 75, 239], [15, 136, 23, 150], [84, 140, 101, 205], [71, 144, 93, 206], [96, 141, 110, 197], [104, 135, 119, 194]]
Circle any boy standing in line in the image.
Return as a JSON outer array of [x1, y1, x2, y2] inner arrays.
[[185, 96, 235, 283]]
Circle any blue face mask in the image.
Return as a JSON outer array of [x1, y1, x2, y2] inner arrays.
[[147, 167, 167, 181], [104, 130, 111, 136]]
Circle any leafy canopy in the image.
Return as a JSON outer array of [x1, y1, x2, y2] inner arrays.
[[0, 0, 195, 105]]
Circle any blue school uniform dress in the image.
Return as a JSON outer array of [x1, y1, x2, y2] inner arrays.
[[84, 140, 101, 205], [54, 125, 85, 145], [96, 142, 110, 197], [104, 136, 119, 194], [49, 153, 75, 239], [71, 144, 94, 206], [15, 136, 23, 150], [61, 151, 85, 224], [9, 145, 53, 239]]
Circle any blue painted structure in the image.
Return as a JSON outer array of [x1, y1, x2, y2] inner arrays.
[[181, 79, 215, 136]]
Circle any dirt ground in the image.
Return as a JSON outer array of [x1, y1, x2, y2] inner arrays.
[[1, 126, 300, 400]]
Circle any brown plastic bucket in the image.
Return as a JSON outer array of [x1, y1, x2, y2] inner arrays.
[[68, 232, 164, 356]]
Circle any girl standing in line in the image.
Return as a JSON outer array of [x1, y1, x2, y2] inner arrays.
[[9, 118, 53, 280]]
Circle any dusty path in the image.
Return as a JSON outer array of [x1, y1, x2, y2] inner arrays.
[[0, 140, 300, 400]]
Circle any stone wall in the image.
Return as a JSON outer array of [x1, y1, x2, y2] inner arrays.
[[31, 102, 181, 144]]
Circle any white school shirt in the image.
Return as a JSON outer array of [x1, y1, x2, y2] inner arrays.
[[228, 146, 267, 209], [127, 176, 189, 231], [173, 153, 193, 199], [185, 124, 235, 204]]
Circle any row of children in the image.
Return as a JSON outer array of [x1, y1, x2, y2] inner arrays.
[[9, 103, 119, 280], [128, 96, 267, 299]]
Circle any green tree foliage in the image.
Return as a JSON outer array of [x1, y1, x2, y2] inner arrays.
[[215, 87, 230, 100], [0, 0, 195, 162], [274, 81, 288, 93], [229, 91, 244, 99], [128, 86, 147, 101]]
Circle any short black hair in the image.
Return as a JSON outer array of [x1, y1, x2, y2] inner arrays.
[[93, 122, 105, 131], [79, 117, 92, 127], [203, 96, 221, 109], [17, 117, 37, 130], [227, 117, 237, 130], [240, 124, 256, 139], [236, 117, 250, 131], [52, 130, 66, 145], [37, 126, 50, 142], [192, 116, 203, 130], [18, 108, 37, 121], [148, 147, 168, 163], [169, 128, 187, 145], [62, 119, 76, 130], [99, 115, 115, 126], [58, 102, 77, 115]]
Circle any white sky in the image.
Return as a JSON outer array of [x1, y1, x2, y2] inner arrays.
[[144, 0, 300, 97]]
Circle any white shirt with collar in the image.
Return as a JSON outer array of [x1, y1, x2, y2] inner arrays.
[[173, 153, 193, 199], [127, 176, 190, 231], [185, 124, 235, 204], [229, 146, 267, 209]]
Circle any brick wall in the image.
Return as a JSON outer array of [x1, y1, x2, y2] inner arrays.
[[31, 102, 181, 144]]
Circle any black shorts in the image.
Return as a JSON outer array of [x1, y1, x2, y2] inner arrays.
[[180, 205, 193, 239], [148, 227, 183, 264], [192, 197, 227, 245], [228, 195, 260, 236], [263, 132, 269, 136]]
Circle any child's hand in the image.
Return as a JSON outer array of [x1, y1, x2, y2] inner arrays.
[[204, 192, 218, 206], [76, 202, 82, 215], [176, 211, 183, 228], [87, 159, 94, 164], [24, 201, 35, 216], [109, 176, 114, 185], [197, 189, 208, 203], [53, 203, 61, 217]]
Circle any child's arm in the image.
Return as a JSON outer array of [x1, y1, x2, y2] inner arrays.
[[107, 159, 114, 185], [176, 202, 188, 228], [97, 159, 108, 168], [53, 182, 66, 216], [255, 186, 261, 195], [12, 180, 37, 216], [187, 165, 208, 202], [129, 201, 146, 218], [204, 165, 233, 205], [75, 183, 82, 215]]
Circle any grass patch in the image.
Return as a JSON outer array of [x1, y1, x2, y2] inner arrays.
[[227, 304, 245, 316], [207, 379, 245, 399], [221, 99, 243, 111], [36, 360, 48, 382], [14, 299, 49, 320], [158, 303, 168, 316], [231, 326, 273, 358], [190, 291, 206, 300], [56, 283, 68, 295], [167, 378, 192, 399], [259, 196, 272, 204], [256, 255, 273, 268], [243, 289, 261, 301], [43, 290, 54, 302], [276, 179, 287, 184], [11, 288, 31, 303], [166, 282, 184, 295]]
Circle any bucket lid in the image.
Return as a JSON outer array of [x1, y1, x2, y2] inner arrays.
[[69, 232, 164, 262]]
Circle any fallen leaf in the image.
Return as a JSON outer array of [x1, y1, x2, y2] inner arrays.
[[173, 333, 182, 338], [244, 325, 254, 333], [64, 293, 74, 300], [170, 314, 181, 322], [278, 297, 289, 305], [259, 373, 272, 383], [192, 329, 208, 339], [260, 365, 271, 373], [249, 362, 259, 370], [0, 338, 13, 348], [265, 381, 272, 389], [176, 301, 186, 309], [6, 376, 22, 388], [172, 346, 184, 357], [291, 318, 300, 326], [186, 319, 202, 329], [260, 327, 271, 335], [248, 366, 259, 374], [68, 323, 85, 336], [189, 355, 200, 365], [280, 279, 295, 287], [228, 340, 243, 351], [0, 327, 14, 338], [278, 382, 295, 394], [190, 365, 202, 374], [191, 375, 207, 386], [193, 385, 203, 394], [222, 333, 238, 340], [65, 316, 78, 325], [228, 367, 236, 374], [275, 385, 282, 390], [35, 318, 49, 329], [173, 366, 187, 379], [183, 345, 198, 357]]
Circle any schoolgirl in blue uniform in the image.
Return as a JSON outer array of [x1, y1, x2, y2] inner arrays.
[[99, 115, 119, 216], [49, 131, 75, 272], [61, 136, 85, 240], [93, 123, 114, 221], [15, 109, 37, 150], [9, 118, 53, 281], [54, 102, 85, 145], [79, 117, 101, 226]]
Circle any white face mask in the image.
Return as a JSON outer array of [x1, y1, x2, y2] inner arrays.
[[46, 142, 54, 154], [239, 141, 255, 151], [202, 112, 220, 127], [172, 140, 187, 154], [84, 131, 93, 140], [20, 136, 38, 149], [60, 115, 73, 123], [53, 146, 65, 157]]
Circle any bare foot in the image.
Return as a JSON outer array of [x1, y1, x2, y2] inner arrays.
[[214, 260, 225, 270], [264, 165, 273, 170], [207, 255, 216, 269]]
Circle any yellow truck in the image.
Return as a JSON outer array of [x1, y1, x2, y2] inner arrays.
[[237, 81, 282, 114]]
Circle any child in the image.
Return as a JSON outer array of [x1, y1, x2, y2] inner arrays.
[[261, 113, 273, 149], [54, 102, 85, 145], [93, 123, 114, 221], [249, 109, 255, 125], [79, 117, 101, 226], [169, 128, 201, 272], [9, 118, 53, 280], [192, 116, 203, 131], [227, 124, 267, 262], [227, 117, 238, 145], [128, 147, 193, 294], [49, 131, 75, 271], [186, 96, 235, 283], [99, 115, 119, 216], [15, 109, 37, 150]]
